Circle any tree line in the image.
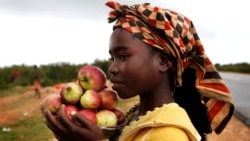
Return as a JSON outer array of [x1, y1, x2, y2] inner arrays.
[[215, 62, 250, 73], [0, 59, 111, 90], [0, 60, 249, 90]]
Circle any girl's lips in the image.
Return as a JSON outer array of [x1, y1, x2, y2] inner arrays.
[[110, 78, 123, 85], [112, 82, 123, 87], [111, 82, 124, 92], [110, 78, 124, 90]]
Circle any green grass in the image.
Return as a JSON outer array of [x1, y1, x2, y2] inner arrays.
[[0, 116, 54, 141], [0, 86, 29, 98]]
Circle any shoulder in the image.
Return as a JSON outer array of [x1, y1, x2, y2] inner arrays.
[[145, 103, 191, 122], [154, 103, 201, 139], [120, 103, 201, 141], [137, 126, 191, 141], [121, 124, 200, 141]]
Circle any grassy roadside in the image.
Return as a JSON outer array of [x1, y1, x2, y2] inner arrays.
[[0, 115, 54, 141], [0, 86, 54, 141], [0, 85, 138, 141]]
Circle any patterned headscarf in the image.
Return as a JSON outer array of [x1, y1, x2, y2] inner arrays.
[[106, 1, 234, 134]]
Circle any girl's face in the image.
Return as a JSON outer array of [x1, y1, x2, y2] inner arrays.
[[109, 28, 163, 99]]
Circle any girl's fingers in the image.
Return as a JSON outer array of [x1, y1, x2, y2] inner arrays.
[[44, 107, 68, 134], [73, 112, 104, 139], [57, 104, 78, 131], [72, 112, 95, 129]]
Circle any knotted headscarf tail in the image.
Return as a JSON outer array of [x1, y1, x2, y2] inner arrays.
[[106, 1, 234, 134]]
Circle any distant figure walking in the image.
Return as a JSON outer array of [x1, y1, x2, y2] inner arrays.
[[33, 65, 41, 98], [13, 69, 20, 84]]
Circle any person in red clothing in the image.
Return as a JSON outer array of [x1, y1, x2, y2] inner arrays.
[[13, 69, 20, 84]]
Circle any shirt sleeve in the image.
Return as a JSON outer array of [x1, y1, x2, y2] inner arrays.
[[133, 126, 191, 141]]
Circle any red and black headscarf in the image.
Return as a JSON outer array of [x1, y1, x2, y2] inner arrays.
[[106, 1, 234, 134]]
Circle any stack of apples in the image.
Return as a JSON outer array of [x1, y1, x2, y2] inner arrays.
[[41, 65, 126, 129]]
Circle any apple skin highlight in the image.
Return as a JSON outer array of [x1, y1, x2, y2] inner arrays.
[[60, 82, 83, 105], [80, 89, 102, 109], [78, 65, 107, 91]]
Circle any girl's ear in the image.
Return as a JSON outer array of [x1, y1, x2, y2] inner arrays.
[[159, 53, 172, 72]]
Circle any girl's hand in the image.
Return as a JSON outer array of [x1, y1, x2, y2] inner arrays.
[[44, 104, 104, 141]]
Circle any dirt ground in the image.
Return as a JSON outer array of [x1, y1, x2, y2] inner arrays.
[[0, 86, 249, 141]]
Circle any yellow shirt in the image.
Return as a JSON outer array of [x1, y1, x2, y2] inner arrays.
[[119, 103, 201, 141]]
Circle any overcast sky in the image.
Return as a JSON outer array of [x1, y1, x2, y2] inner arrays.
[[0, 0, 249, 68]]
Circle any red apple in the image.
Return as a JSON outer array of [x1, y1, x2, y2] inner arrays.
[[99, 88, 118, 110], [77, 109, 97, 124], [60, 82, 83, 105], [112, 108, 126, 124], [96, 109, 117, 127], [78, 65, 106, 91], [41, 94, 62, 115], [80, 89, 101, 109], [63, 105, 78, 120]]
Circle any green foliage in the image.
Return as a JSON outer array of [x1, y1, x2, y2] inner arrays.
[[215, 62, 250, 73], [0, 60, 112, 90], [0, 78, 8, 89], [0, 67, 14, 89], [40, 62, 85, 86]]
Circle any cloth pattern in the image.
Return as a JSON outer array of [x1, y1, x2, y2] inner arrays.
[[106, 1, 234, 134]]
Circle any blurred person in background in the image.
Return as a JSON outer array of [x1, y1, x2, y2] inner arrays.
[[12, 69, 20, 84], [33, 65, 41, 99]]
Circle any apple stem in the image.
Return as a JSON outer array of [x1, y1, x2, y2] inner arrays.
[[84, 77, 88, 82], [67, 87, 72, 91]]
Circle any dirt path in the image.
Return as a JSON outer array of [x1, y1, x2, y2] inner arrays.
[[0, 86, 58, 124], [0, 86, 249, 141]]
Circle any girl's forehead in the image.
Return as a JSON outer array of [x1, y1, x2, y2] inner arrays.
[[112, 28, 134, 38], [110, 29, 135, 47]]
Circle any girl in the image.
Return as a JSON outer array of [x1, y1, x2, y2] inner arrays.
[[43, 1, 234, 141]]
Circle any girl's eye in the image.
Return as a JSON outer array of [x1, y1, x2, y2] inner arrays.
[[109, 57, 114, 62], [109, 54, 128, 62], [119, 55, 127, 61]]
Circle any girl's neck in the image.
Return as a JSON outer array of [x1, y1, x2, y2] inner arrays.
[[137, 89, 174, 118]]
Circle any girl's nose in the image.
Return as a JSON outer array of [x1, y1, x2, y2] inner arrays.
[[108, 61, 119, 75]]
